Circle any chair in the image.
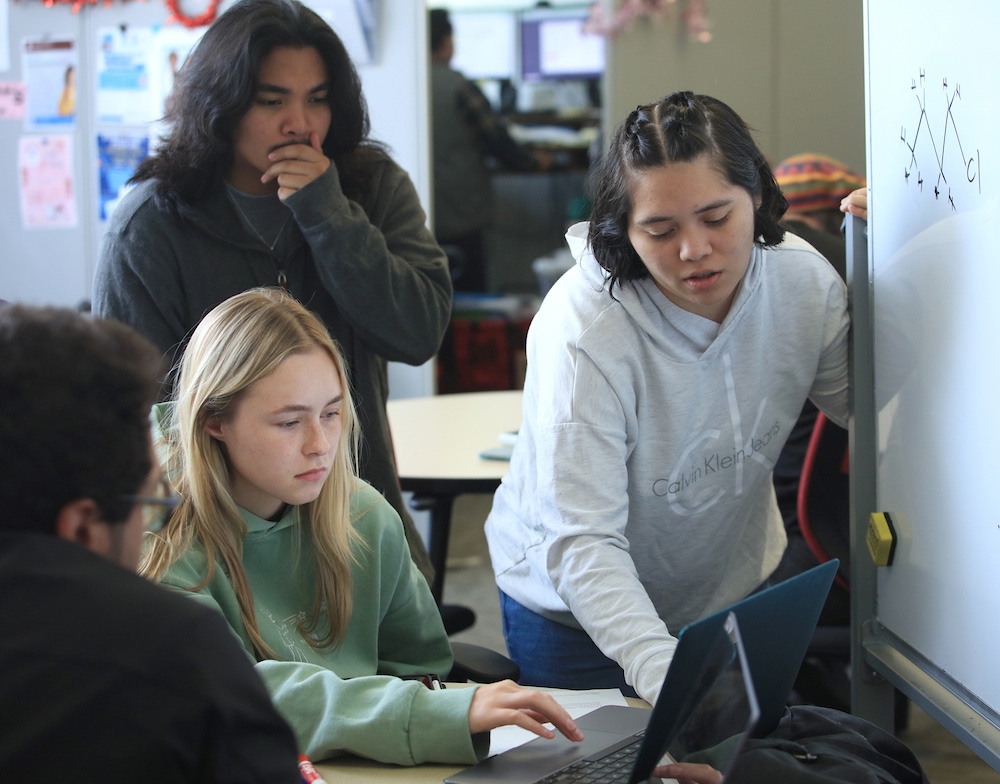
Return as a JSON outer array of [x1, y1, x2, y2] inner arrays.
[[794, 411, 852, 712], [797, 412, 851, 597], [795, 412, 910, 728], [448, 642, 521, 683], [408, 496, 521, 683], [408, 494, 477, 635]]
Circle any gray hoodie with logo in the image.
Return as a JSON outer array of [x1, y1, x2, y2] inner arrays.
[[485, 221, 849, 704]]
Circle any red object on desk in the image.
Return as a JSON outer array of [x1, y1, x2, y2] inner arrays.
[[298, 754, 329, 784]]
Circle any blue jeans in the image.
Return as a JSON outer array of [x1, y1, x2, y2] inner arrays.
[[499, 590, 638, 697]]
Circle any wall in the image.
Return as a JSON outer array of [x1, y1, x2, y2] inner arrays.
[[604, 0, 865, 172], [362, 2, 430, 211], [357, 2, 437, 399]]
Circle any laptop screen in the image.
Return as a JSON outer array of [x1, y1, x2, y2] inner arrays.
[[630, 612, 760, 782]]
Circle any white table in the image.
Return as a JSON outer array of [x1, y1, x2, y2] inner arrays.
[[387, 390, 523, 603]]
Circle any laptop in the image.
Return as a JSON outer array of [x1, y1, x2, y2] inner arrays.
[[446, 612, 759, 784], [445, 559, 838, 784], [694, 559, 839, 737]]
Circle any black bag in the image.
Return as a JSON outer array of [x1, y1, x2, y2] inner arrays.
[[726, 705, 929, 784]]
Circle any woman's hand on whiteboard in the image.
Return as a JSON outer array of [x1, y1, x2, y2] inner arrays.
[[840, 187, 868, 222]]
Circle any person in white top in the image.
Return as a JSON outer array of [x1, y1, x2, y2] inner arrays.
[[485, 91, 850, 706]]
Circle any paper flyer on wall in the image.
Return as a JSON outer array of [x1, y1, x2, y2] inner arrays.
[[95, 24, 206, 126], [18, 134, 77, 229], [0, 82, 27, 120], [22, 38, 78, 131], [97, 131, 149, 222], [147, 24, 207, 147], [95, 26, 155, 125], [151, 23, 207, 130]]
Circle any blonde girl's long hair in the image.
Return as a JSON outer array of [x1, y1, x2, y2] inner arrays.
[[141, 287, 361, 659]]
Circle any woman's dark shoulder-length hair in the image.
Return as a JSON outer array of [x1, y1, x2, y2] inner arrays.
[[134, 0, 386, 213], [588, 90, 788, 293]]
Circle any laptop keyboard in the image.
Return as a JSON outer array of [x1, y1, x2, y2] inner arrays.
[[536, 735, 644, 784]]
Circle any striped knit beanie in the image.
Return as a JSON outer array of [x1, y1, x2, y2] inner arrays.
[[773, 153, 866, 213]]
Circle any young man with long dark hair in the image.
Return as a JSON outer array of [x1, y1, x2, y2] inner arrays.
[[94, 0, 449, 582]]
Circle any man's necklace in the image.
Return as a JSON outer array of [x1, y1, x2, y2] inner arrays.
[[229, 196, 292, 252], [227, 190, 293, 288]]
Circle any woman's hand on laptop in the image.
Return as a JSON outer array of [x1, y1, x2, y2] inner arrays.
[[468, 680, 584, 741], [652, 762, 722, 784]]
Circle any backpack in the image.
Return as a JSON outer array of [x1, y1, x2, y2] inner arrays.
[[726, 705, 929, 784]]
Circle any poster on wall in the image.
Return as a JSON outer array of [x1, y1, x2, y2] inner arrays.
[[18, 134, 77, 229], [22, 39, 78, 131], [148, 24, 207, 147], [97, 132, 149, 222], [0, 83, 27, 120], [96, 26, 156, 125], [156, 25, 207, 112], [95, 25, 207, 128]]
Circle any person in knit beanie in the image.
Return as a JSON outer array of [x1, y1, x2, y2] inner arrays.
[[773, 153, 865, 279], [774, 153, 866, 235]]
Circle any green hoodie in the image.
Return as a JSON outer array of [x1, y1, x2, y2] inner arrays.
[[161, 480, 487, 765]]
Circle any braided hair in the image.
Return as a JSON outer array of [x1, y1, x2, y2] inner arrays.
[[588, 91, 787, 294]]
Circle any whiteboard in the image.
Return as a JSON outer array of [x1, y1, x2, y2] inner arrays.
[[866, 0, 1000, 718]]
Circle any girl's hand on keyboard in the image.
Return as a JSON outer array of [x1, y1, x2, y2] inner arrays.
[[468, 680, 585, 741]]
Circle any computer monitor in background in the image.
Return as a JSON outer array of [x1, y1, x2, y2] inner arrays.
[[519, 6, 604, 83], [449, 10, 519, 81]]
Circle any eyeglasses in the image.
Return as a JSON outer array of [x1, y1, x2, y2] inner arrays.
[[123, 478, 181, 534]]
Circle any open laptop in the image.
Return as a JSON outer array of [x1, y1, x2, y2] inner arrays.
[[693, 558, 839, 737], [445, 559, 838, 784], [446, 612, 758, 784]]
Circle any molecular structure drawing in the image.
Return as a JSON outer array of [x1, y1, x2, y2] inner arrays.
[[900, 69, 981, 210]]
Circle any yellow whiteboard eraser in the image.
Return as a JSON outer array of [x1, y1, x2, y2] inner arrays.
[[867, 512, 897, 567]]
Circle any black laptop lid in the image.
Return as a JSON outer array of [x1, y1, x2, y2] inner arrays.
[[674, 560, 838, 738], [629, 612, 760, 783]]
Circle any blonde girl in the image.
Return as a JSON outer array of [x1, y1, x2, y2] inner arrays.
[[142, 288, 581, 765]]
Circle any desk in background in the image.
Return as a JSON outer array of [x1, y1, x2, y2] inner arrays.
[[387, 390, 523, 604]]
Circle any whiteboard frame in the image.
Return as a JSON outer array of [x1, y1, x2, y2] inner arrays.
[[851, 2, 1000, 769]]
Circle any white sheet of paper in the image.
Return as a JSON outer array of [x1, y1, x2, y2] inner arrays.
[[487, 688, 629, 757]]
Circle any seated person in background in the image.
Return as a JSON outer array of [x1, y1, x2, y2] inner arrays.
[[429, 7, 549, 291], [94, 0, 447, 588], [0, 305, 300, 783], [485, 92, 849, 706], [771, 152, 866, 278], [142, 287, 583, 765]]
